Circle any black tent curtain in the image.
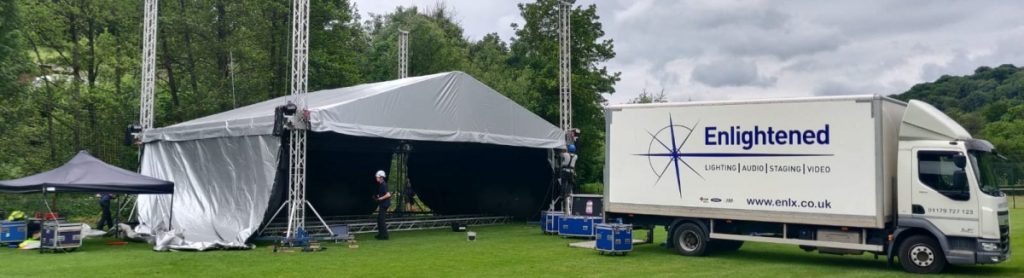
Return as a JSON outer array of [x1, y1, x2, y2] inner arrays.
[[263, 131, 553, 223]]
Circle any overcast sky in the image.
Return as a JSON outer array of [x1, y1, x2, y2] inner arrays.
[[352, 0, 1024, 104]]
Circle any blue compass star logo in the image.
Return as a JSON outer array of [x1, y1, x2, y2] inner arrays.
[[635, 115, 834, 198], [636, 115, 703, 197]]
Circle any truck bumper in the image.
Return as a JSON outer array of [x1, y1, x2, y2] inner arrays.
[[973, 238, 1010, 264]]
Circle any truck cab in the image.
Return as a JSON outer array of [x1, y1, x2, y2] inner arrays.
[[894, 100, 1010, 273]]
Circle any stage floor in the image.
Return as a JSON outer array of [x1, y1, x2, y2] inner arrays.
[[257, 214, 511, 240]]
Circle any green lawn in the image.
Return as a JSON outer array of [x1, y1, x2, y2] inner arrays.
[[2, 209, 1021, 277]]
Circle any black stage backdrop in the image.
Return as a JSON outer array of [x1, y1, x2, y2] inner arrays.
[[264, 132, 552, 221]]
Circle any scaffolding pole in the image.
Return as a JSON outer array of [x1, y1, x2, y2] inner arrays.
[[558, 1, 572, 132], [285, 0, 312, 240], [139, 0, 158, 132], [398, 29, 409, 79]]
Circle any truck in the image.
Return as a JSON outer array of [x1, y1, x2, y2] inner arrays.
[[603, 95, 1010, 274]]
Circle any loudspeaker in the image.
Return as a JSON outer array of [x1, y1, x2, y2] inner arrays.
[[272, 105, 286, 137], [123, 124, 142, 146]]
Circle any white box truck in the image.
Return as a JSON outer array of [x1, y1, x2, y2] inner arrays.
[[603, 95, 1010, 273]]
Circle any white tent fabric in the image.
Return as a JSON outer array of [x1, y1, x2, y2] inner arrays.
[[135, 72, 564, 250], [141, 71, 564, 148], [137, 136, 279, 250]]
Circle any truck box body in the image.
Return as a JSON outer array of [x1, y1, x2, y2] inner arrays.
[[604, 95, 906, 228]]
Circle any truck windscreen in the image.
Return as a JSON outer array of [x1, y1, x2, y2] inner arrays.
[[969, 150, 1004, 197]]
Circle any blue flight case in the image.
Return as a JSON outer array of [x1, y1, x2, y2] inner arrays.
[[558, 215, 603, 238], [40, 221, 83, 252], [1, 221, 27, 244], [595, 223, 632, 255], [542, 210, 563, 234]]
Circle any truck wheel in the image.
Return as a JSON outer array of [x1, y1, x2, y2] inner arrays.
[[711, 240, 744, 252], [672, 223, 708, 256], [898, 235, 946, 274]]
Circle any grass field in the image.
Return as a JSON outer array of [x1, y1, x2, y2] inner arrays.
[[1, 209, 1021, 277]]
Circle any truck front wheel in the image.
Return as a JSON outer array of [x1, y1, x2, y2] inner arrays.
[[898, 235, 946, 274], [672, 223, 708, 256]]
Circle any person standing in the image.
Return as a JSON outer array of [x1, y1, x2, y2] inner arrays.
[[96, 193, 114, 231], [374, 170, 392, 240]]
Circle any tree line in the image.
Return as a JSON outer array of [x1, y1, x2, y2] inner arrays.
[[894, 64, 1024, 187], [0, 0, 620, 186]]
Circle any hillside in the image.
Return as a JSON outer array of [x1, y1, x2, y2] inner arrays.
[[893, 64, 1024, 187]]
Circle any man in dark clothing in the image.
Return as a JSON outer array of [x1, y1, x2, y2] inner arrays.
[[374, 170, 391, 240], [96, 193, 114, 231]]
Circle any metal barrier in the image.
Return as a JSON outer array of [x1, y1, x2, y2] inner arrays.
[[1005, 188, 1023, 209]]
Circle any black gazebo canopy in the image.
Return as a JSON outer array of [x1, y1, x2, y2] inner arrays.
[[0, 151, 173, 194]]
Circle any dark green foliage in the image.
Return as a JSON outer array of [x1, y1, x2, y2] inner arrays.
[[309, 0, 369, 91], [510, 0, 620, 183], [361, 6, 472, 82], [0, 0, 41, 180], [894, 64, 1024, 187], [628, 88, 667, 104]]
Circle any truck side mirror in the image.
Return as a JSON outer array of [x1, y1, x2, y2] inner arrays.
[[953, 154, 967, 169]]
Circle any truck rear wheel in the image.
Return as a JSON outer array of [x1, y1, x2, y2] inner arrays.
[[898, 235, 946, 274], [672, 223, 708, 256]]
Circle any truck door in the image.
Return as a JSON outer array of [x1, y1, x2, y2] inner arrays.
[[911, 149, 980, 237]]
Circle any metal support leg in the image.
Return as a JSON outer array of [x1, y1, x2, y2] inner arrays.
[[168, 193, 175, 230], [646, 227, 654, 244], [261, 200, 291, 233], [305, 200, 334, 237], [126, 195, 140, 225]]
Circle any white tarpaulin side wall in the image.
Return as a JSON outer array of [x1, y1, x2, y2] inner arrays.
[[135, 135, 280, 250]]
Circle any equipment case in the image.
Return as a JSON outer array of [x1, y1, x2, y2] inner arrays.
[[40, 221, 83, 252], [558, 215, 603, 238], [1, 221, 27, 244], [595, 223, 632, 255], [542, 210, 563, 234]]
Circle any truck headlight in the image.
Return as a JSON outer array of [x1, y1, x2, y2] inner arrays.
[[981, 242, 1000, 252]]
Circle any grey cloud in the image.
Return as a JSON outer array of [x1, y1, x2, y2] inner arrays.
[[356, 0, 1024, 103], [717, 25, 847, 59], [921, 36, 1024, 82], [691, 59, 777, 88], [791, 1, 975, 38], [608, 2, 845, 63], [814, 80, 886, 96], [690, 8, 789, 30], [921, 50, 973, 82], [783, 58, 823, 72]]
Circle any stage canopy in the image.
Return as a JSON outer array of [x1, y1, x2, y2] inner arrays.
[[136, 72, 564, 250], [0, 151, 173, 194], [141, 71, 564, 148]]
